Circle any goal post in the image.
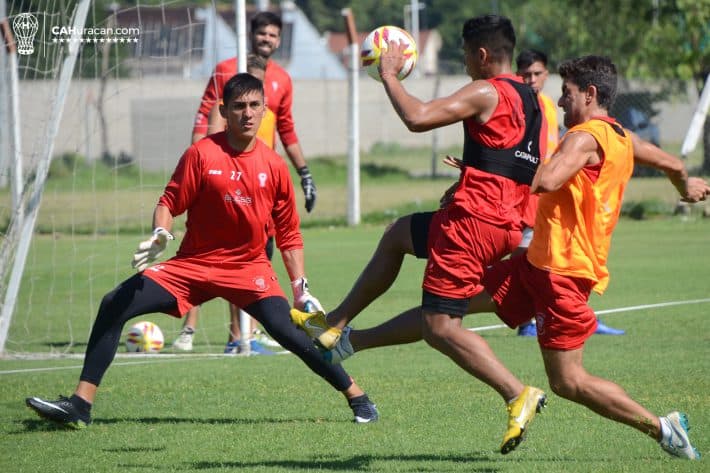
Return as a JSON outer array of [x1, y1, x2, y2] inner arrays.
[[0, 0, 91, 354], [0, 1, 274, 358]]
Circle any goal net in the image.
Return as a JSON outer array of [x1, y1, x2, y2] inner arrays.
[[0, 0, 251, 357]]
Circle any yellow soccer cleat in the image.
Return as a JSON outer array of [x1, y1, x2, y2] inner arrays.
[[289, 308, 342, 349], [500, 385, 547, 454]]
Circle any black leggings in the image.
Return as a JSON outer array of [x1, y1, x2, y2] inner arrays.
[[80, 274, 353, 392]]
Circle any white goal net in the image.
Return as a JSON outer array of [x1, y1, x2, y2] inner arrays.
[[0, 0, 258, 357]]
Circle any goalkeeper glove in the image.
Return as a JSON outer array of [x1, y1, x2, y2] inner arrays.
[[291, 276, 324, 313], [131, 227, 174, 272], [298, 166, 317, 213]]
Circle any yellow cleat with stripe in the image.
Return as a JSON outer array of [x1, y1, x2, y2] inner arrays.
[[289, 308, 342, 350]]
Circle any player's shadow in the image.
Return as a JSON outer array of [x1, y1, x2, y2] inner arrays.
[[95, 415, 343, 426], [19, 419, 70, 432], [188, 454, 502, 472], [103, 446, 167, 453], [15, 415, 346, 433]]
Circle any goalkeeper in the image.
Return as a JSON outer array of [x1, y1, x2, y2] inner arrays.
[[25, 73, 378, 429]]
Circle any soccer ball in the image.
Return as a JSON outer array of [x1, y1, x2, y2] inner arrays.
[[361, 25, 418, 82], [125, 321, 164, 353]]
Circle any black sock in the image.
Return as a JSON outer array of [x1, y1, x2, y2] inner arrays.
[[70, 394, 92, 413], [348, 394, 370, 407]]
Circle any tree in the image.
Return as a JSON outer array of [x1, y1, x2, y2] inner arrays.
[[299, 0, 710, 172]]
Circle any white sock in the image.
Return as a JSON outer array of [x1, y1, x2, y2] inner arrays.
[[659, 416, 671, 443]]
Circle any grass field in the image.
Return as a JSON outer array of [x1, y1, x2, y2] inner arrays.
[[1, 217, 709, 472]]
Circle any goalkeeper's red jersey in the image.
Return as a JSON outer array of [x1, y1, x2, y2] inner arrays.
[[193, 57, 298, 147], [158, 132, 303, 264]]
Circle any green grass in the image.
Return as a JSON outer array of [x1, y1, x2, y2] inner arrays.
[[1, 218, 709, 472]]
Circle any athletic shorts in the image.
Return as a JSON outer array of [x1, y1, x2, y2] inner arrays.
[[422, 205, 520, 302], [482, 253, 598, 350], [410, 211, 435, 259], [192, 112, 208, 136], [142, 256, 284, 318]]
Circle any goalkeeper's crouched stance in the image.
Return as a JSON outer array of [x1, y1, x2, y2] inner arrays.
[[25, 73, 378, 428]]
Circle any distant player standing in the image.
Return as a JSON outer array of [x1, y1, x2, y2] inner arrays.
[[25, 73, 378, 428], [191, 12, 315, 214]]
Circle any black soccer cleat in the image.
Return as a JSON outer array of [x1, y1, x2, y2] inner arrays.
[[26, 395, 91, 429]]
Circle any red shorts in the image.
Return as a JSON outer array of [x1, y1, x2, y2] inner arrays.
[[423, 205, 520, 300], [192, 111, 208, 136], [142, 256, 284, 317], [482, 253, 597, 350]]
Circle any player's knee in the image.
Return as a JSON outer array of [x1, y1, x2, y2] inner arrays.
[[421, 315, 453, 349], [547, 373, 582, 400]]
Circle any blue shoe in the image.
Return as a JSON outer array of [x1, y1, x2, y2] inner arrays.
[[595, 320, 625, 335], [517, 323, 537, 337], [224, 341, 240, 354], [248, 339, 275, 356]]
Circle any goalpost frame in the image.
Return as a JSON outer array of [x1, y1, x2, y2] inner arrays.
[[0, 0, 91, 354]]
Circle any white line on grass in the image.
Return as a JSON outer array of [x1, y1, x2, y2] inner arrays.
[[2, 298, 709, 375], [0, 351, 290, 375], [469, 297, 710, 332]]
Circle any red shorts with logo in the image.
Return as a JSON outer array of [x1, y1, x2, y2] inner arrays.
[[482, 253, 598, 350], [192, 112, 208, 136], [142, 256, 284, 317], [423, 206, 521, 300]]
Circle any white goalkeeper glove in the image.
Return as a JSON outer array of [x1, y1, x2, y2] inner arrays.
[[131, 227, 174, 272], [291, 276, 324, 313]]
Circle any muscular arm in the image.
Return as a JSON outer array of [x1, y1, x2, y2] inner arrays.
[[531, 131, 600, 193], [630, 132, 709, 202], [379, 41, 496, 132]]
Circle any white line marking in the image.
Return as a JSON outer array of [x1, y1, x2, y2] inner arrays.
[[468, 298, 710, 333], [0, 351, 289, 375]]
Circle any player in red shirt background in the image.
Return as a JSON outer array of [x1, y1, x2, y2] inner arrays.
[[25, 73, 378, 429], [191, 11, 316, 214]]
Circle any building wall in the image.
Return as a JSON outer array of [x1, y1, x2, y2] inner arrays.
[[17, 76, 699, 173]]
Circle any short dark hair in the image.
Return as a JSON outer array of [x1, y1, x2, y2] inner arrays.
[[246, 53, 267, 73], [516, 49, 548, 70], [222, 73, 264, 105], [250, 11, 281, 32], [558, 55, 618, 110], [462, 15, 515, 62]]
